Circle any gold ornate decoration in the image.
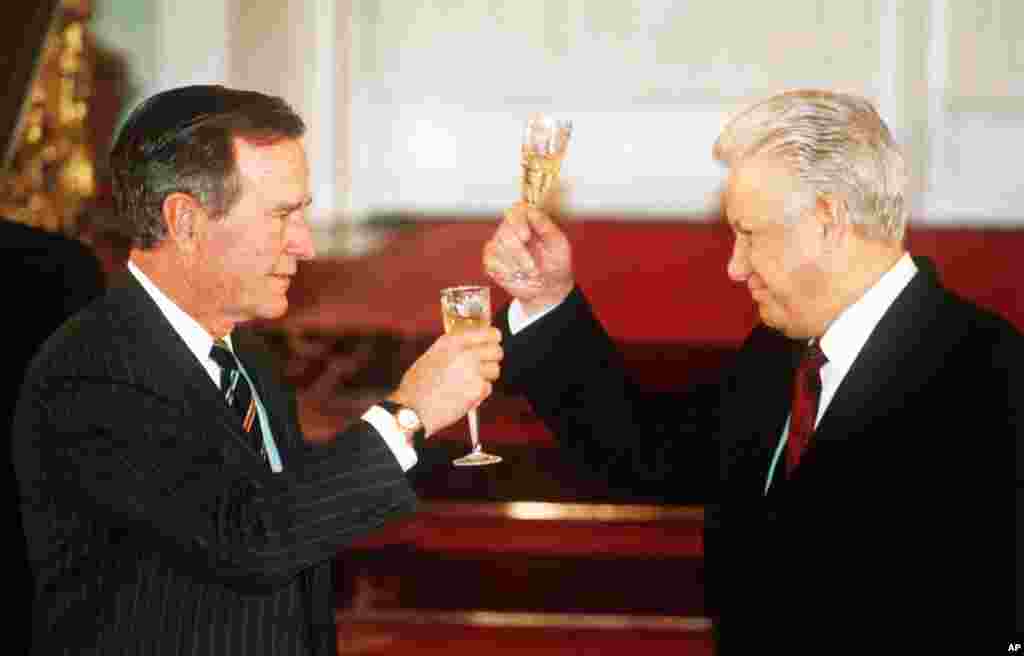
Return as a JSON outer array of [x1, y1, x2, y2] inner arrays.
[[0, 0, 94, 235]]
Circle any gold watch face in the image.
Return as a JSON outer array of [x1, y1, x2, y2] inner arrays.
[[397, 407, 421, 431]]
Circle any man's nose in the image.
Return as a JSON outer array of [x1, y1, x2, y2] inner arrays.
[[285, 214, 316, 261], [726, 237, 749, 282]]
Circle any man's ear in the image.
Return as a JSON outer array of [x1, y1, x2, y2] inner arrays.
[[815, 193, 849, 248], [162, 193, 205, 253]]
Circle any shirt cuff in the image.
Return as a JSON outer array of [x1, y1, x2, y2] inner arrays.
[[507, 297, 564, 335], [361, 406, 418, 472]]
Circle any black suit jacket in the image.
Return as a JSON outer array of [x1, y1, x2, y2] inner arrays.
[[499, 257, 1021, 652], [0, 219, 105, 655], [12, 272, 417, 655]]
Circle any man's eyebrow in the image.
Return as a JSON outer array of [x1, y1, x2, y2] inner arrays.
[[728, 217, 752, 233], [273, 196, 313, 213]]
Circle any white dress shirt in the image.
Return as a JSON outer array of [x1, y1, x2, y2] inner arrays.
[[814, 252, 917, 425], [507, 295, 561, 335], [127, 260, 417, 471]]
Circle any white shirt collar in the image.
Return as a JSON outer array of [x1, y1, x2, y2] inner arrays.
[[818, 252, 917, 381], [127, 260, 230, 384]]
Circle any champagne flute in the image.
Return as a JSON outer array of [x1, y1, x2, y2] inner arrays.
[[521, 113, 572, 209], [440, 285, 502, 466], [509, 114, 572, 287]]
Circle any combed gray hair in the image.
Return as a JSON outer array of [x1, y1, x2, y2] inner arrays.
[[713, 89, 908, 241], [110, 86, 306, 249]]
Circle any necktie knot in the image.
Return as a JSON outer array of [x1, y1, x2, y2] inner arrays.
[[209, 338, 238, 373], [786, 340, 828, 476], [802, 341, 828, 368], [798, 341, 828, 392]]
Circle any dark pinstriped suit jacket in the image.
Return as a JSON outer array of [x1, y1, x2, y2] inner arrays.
[[12, 273, 417, 655]]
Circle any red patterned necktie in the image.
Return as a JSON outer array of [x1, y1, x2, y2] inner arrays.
[[786, 340, 828, 475]]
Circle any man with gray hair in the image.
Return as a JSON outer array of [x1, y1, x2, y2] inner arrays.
[[13, 85, 503, 655], [484, 88, 1020, 652]]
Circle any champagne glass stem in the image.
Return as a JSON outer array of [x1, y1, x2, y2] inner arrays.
[[467, 408, 481, 451]]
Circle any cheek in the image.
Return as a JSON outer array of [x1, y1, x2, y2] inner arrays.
[[247, 226, 286, 263], [201, 238, 255, 298], [225, 229, 281, 273], [768, 230, 820, 281], [778, 244, 827, 309], [750, 242, 809, 309], [748, 239, 787, 282]]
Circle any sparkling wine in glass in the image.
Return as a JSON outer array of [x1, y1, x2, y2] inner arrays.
[[508, 114, 573, 288], [440, 285, 502, 466], [521, 113, 572, 209]]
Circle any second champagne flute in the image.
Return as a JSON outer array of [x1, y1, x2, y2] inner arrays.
[[440, 285, 502, 466], [510, 114, 573, 287], [521, 113, 573, 208]]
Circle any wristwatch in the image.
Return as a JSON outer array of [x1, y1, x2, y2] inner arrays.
[[377, 400, 425, 447]]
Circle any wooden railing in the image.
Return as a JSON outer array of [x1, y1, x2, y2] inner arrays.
[[335, 501, 712, 655]]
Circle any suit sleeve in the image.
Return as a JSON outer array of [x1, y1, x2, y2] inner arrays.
[[499, 286, 723, 501], [14, 372, 417, 593]]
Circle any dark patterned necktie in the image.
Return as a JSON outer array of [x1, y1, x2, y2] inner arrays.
[[786, 340, 828, 475], [209, 338, 264, 458]]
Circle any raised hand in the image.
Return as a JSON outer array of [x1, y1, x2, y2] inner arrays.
[[483, 202, 575, 316]]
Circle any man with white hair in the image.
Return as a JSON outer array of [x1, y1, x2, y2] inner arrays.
[[484, 89, 1020, 652]]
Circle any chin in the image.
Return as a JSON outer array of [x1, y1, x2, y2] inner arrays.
[[757, 303, 779, 327], [758, 306, 796, 337], [769, 318, 812, 340], [258, 297, 289, 320]]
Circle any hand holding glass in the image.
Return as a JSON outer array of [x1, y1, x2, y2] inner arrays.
[[440, 285, 502, 466], [507, 115, 572, 288]]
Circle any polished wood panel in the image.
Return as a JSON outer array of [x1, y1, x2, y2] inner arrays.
[[336, 611, 713, 656], [335, 501, 710, 653], [343, 501, 704, 559]]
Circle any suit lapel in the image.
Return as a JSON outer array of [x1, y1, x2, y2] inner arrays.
[[106, 273, 270, 459], [803, 260, 947, 459]]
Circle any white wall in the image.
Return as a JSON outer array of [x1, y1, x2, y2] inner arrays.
[[228, 0, 352, 228], [349, 0, 893, 218], [92, 0, 349, 233], [924, 0, 1024, 223], [91, 1, 1024, 225], [91, 0, 230, 126]]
